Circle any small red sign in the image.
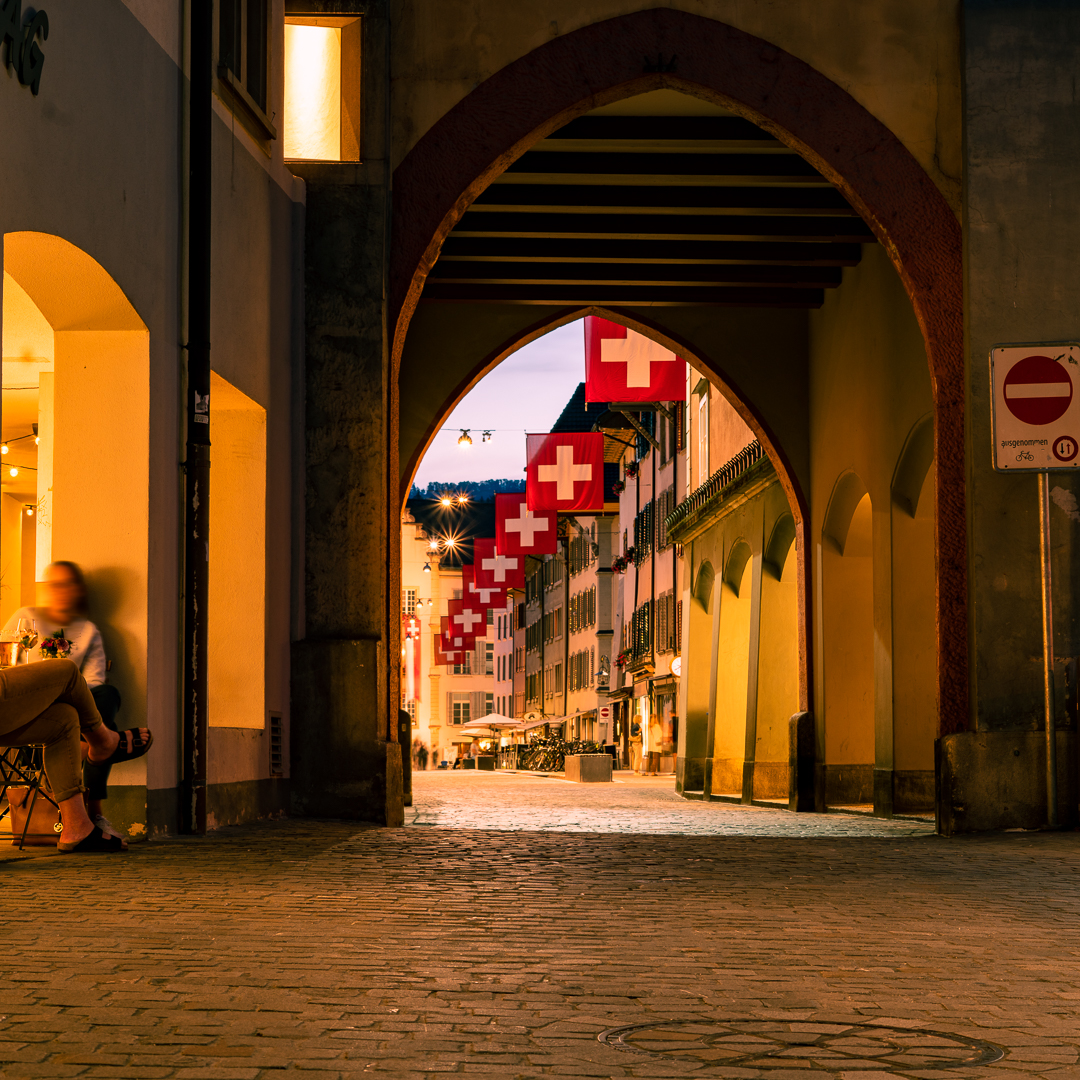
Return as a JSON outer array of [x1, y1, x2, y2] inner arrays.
[[1003, 355, 1072, 425], [1054, 435, 1079, 462]]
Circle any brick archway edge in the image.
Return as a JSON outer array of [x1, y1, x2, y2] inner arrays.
[[389, 9, 966, 737]]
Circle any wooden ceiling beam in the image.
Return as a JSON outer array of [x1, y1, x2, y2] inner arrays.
[[548, 116, 777, 141], [504, 151, 820, 180], [439, 236, 862, 265], [428, 262, 842, 287], [454, 211, 876, 242], [473, 184, 856, 213], [419, 284, 825, 307]]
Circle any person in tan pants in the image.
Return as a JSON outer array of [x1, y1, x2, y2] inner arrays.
[[0, 659, 152, 852]]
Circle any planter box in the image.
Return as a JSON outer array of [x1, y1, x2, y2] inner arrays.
[[565, 754, 612, 783]]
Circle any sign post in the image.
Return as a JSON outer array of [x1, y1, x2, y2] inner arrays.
[[990, 342, 1080, 827]]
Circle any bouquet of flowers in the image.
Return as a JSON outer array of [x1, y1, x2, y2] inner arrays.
[[40, 630, 72, 659]]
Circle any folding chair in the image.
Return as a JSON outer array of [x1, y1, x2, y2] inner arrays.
[[0, 745, 61, 849]]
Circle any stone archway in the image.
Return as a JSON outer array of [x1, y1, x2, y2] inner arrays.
[[389, 8, 964, 739]]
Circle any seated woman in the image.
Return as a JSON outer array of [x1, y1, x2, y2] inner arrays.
[[4, 561, 125, 838], [0, 659, 151, 852]]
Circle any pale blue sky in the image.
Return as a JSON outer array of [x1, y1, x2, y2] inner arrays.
[[412, 319, 586, 489]]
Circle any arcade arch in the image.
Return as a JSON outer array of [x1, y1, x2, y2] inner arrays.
[[368, 8, 960, 817], [1, 231, 151, 801]]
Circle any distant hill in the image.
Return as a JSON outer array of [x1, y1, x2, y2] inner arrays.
[[408, 478, 526, 501]]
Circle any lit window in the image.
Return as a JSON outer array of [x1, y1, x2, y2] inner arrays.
[[284, 16, 362, 161]]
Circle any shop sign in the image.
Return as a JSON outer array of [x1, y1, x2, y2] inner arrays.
[[2, 1, 48, 96]]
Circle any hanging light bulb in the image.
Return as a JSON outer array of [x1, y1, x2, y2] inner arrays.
[[458, 429, 472, 448], [423, 562, 431, 573], [482, 431, 492, 443], [8, 466, 18, 478], [440, 496, 452, 507], [24, 505, 34, 517], [457, 492, 470, 504], [1, 444, 8, 455]]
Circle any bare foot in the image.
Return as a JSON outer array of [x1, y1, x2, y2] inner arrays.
[[85, 726, 120, 764], [86, 727, 151, 766]]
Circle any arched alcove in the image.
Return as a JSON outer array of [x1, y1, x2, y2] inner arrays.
[[2, 231, 151, 798], [764, 513, 797, 579], [822, 471, 870, 555], [892, 413, 935, 518], [693, 560, 715, 614], [723, 539, 754, 596], [820, 487, 875, 805]]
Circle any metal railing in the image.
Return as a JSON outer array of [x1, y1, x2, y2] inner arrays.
[[665, 440, 765, 534]]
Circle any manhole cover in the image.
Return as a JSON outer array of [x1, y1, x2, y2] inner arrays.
[[598, 1019, 1005, 1076]]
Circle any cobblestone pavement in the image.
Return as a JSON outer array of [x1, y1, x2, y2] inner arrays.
[[407, 771, 935, 836], [1, 773, 1079, 1079]]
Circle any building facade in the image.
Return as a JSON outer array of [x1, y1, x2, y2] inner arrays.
[[12, 1, 1080, 834]]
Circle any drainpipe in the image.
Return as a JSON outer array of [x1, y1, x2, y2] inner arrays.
[[181, 0, 212, 835]]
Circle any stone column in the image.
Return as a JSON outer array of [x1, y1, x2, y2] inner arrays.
[[944, 0, 1080, 831], [289, 5, 402, 824]]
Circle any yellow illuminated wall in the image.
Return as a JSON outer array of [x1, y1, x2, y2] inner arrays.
[[284, 23, 342, 160], [208, 372, 267, 729]]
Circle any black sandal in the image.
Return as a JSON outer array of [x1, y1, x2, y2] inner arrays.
[[58, 825, 126, 853], [87, 727, 153, 768]]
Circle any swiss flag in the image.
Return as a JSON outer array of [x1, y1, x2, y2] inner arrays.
[[584, 316, 686, 403], [436, 619, 465, 662], [434, 624, 462, 666], [496, 492, 557, 556], [447, 598, 485, 642], [526, 432, 604, 512], [474, 538, 525, 590], [462, 564, 507, 610]]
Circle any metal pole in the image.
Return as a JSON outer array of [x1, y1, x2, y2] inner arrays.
[[181, 0, 213, 834], [1039, 471, 1058, 828]]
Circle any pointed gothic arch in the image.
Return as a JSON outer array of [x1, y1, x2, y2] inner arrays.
[[389, 7, 964, 736]]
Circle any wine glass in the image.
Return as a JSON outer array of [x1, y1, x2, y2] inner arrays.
[[15, 618, 37, 659]]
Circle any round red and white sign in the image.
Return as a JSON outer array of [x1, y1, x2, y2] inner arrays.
[[1003, 355, 1073, 425]]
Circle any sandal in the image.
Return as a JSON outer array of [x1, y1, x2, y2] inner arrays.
[[87, 727, 153, 768], [58, 824, 126, 853]]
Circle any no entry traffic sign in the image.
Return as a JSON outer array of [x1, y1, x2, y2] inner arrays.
[[991, 343, 1080, 470]]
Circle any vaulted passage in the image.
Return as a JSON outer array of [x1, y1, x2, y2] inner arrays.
[[296, 7, 963, 827]]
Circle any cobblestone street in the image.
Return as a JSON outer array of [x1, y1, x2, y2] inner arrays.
[[2, 772, 1080, 1079]]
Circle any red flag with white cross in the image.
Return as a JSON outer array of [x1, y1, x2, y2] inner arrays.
[[436, 619, 464, 664], [462, 563, 507, 610], [447, 598, 485, 643], [495, 492, 557, 556], [473, 538, 525, 590], [434, 623, 462, 667], [526, 432, 604, 512], [584, 316, 686, 403]]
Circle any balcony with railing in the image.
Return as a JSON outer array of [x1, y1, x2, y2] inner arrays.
[[665, 440, 773, 542]]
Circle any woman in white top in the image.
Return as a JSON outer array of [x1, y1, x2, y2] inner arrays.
[[3, 561, 124, 838]]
